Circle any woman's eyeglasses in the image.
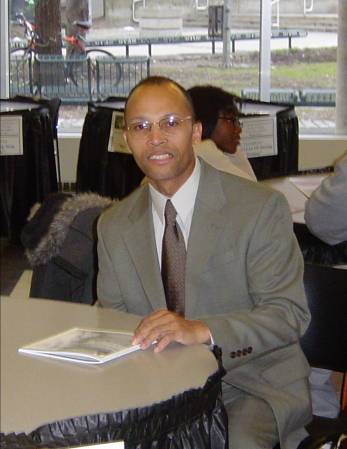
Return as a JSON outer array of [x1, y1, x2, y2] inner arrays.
[[218, 117, 242, 128]]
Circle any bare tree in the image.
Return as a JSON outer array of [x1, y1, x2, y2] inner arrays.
[[35, 0, 62, 55]]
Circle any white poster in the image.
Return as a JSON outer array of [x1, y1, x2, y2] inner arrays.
[[240, 115, 277, 158], [108, 110, 131, 154], [0, 115, 23, 156]]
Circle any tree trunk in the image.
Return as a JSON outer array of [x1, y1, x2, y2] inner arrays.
[[34, 0, 63, 87], [35, 0, 62, 56]]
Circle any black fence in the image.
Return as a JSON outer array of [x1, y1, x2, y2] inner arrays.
[[9, 54, 150, 104], [241, 88, 336, 107]]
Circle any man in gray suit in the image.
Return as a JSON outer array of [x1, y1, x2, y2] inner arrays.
[[97, 76, 312, 449]]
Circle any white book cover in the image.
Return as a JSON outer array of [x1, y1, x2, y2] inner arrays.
[[18, 328, 140, 365]]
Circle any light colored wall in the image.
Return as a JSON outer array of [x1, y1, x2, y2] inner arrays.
[[298, 135, 347, 170], [58, 133, 347, 183], [58, 134, 81, 183]]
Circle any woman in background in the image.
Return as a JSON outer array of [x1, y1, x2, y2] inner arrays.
[[188, 85, 257, 181]]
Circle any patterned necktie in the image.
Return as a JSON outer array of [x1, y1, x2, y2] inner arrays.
[[161, 200, 186, 316]]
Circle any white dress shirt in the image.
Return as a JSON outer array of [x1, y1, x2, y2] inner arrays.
[[149, 158, 201, 267]]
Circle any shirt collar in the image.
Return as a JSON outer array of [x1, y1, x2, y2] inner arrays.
[[150, 157, 201, 225]]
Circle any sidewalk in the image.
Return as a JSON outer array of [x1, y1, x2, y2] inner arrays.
[[85, 25, 337, 58]]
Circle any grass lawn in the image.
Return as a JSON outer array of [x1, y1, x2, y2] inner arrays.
[[151, 47, 336, 95]]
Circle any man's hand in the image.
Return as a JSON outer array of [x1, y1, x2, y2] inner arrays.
[[132, 309, 211, 353]]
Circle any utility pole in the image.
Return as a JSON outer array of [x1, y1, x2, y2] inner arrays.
[[336, 0, 347, 134], [223, 0, 232, 68], [259, 0, 271, 102], [0, 0, 9, 97]]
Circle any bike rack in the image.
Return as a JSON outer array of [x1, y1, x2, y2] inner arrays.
[[133, 0, 146, 23], [195, 0, 208, 11], [304, 0, 314, 15], [271, 0, 280, 28]]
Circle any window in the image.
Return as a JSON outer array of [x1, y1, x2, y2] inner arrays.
[[6, 0, 337, 135]]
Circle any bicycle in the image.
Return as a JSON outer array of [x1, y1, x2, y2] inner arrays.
[[63, 20, 123, 90], [10, 14, 123, 100], [11, 12, 56, 59]]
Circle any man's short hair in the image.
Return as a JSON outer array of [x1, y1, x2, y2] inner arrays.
[[124, 76, 195, 121]]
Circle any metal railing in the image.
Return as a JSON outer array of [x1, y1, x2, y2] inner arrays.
[[9, 54, 150, 103], [241, 87, 336, 107]]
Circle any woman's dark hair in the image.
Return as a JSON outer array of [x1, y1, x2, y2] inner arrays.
[[188, 85, 242, 139]]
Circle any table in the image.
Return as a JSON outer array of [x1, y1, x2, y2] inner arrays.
[[0, 99, 58, 241], [1, 297, 227, 448], [261, 176, 307, 222], [76, 100, 144, 200], [241, 99, 299, 180], [261, 173, 329, 222], [261, 174, 347, 266]]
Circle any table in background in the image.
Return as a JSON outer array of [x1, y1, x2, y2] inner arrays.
[[0, 100, 57, 241], [1, 297, 227, 449], [261, 173, 329, 222], [76, 100, 144, 200]]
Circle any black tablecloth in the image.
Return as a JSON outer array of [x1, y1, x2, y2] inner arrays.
[[0, 101, 58, 241], [1, 361, 227, 449], [241, 99, 299, 180], [76, 101, 144, 200]]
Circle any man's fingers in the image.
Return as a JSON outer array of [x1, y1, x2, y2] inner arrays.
[[154, 334, 174, 353], [133, 310, 179, 344], [132, 311, 211, 350]]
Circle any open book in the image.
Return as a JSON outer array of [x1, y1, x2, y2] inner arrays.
[[18, 328, 141, 365]]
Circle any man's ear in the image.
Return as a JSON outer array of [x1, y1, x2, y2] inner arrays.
[[192, 121, 202, 144], [123, 130, 131, 152]]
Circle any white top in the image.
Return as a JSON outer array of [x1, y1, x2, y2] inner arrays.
[[149, 158, 201, 266], [194, 139, 257, 182], [305, 151, 347, 245]]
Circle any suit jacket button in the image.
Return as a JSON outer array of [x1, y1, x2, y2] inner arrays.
[[230, 351, 236, 358], [247, 346, 253, 353], [242, 348, 248, 356], [236, 350, 242, 357]]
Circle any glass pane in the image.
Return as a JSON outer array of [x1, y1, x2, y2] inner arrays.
[[266, 1, 337, 135], [8, 0, 337, 135]]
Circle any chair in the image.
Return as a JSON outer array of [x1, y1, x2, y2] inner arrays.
[[21, 192, 113, 304], [297, 263, 347, 449]]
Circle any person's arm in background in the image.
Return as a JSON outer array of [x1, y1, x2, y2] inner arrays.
[[304, 152, 347, 245]]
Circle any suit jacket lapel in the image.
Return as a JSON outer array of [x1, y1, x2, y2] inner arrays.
[[123, 186, 167, 311], [185, 160, 229, 317]]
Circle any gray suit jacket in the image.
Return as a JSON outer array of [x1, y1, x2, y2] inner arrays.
[[97, 159, 312, 448]]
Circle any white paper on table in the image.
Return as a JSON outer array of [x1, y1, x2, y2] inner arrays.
[[239, 115, 277, 158], [66, 442, 125, 449], [108, 110, 131, 154], [0, 115, 23, 156]]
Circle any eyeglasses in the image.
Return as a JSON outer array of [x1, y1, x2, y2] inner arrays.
[[126, 115, 193, 136], [218, 117, 242, 128]]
